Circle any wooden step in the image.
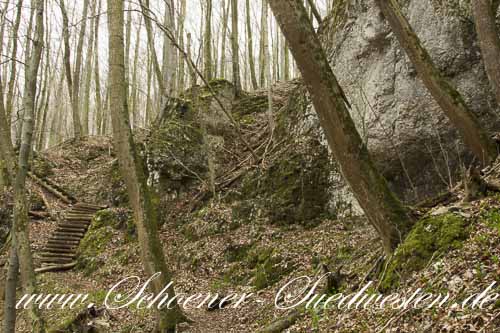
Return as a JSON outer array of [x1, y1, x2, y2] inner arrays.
[[49, 237, 81, 242], [53, 231, 84, 237], [56, 225, 87, 232], [62, 220, 91, 226], [50, 235, 82, 242], [42, 247, 76, 254], [45, 243, 77, 250], [40, 252, 76, 259], [66, 213, 93, 219], [40, 257, 74, 264], [38, 201, 106, 271], [70, 209, 98, 214], [74, 202, 106, 209], [47, 239, 79, 245]]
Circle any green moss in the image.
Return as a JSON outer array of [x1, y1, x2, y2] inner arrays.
[[29, 191, 45, 211], [252, 254, 287, 290], [145, 119, 207, 195], [244, 247, 292, 290], [380, 213, 468, 291], [233, 95, 268, 117], [481, 208, 500, 234], [107, 161, 129, 206], [32, 156, 54, 178], [236, 141, 332, 226], [76, 211, 117, 276], [224, 243, 253, 263]]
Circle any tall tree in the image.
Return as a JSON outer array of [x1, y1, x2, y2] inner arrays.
[[82, 0, 97, 135], [139, 0, 165, 94], [246, 0, 258, 89], [306, 0, 322, 24], [59, 0, 84, 138], [93, 0, 103, 135], [219, 0, 230, 79], [230, 0, 242, 96], [12, 0, 46, 330], [472, 0, 500, 108], [259, 0, 268, 87], [162, 0, 177, 96], [177, 0, 187, 92], [375, 0, 497, 166], [269, 0, 413, 254], [5, 0, 23, 131], [265, 1, 274, 129], [73, 0, 90, 138], [204, 0, 213, 80], [107, 0, 187, 331], [130, 18, 142, 127], [187, 32, 197, 86]]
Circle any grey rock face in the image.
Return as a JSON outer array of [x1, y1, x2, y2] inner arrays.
[[319, 0, 500, 202]]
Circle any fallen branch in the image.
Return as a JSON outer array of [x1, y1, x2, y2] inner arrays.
[[258, 311, 302, 333], [35, 262, 77, 274], [28, 211, 49, 219], [28, 172, 75, 204]]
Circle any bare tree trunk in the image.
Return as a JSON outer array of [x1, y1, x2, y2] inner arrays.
[[6, 0, 23, 130], [139, 0, 165, 95], [280, 35, 290, 81], [187, 33, 197, 86], [125, 3, 132, 83], [259, 0, 268, 87], [306, 0, 322, 24], [3, 246, 19, 333], [36, 41, 56, 151], [264, 1, 274, 129], [472, 0, 500, 108], [220, 0, 229, 79], [82, 0, 96, 135], [15, 4, 35, 147], [107, 0, 187, 331], [130, 18, 142, 128], [246, 0, 258, 89], [269, 0, 413, 254], [0, 0, 9, 189], [375, 0, 497, 166], [72, 0, 89, 138], [13, 0, 46, 330], [163, 0, 177, 96], [231, 0, 242, 97], [59, 0, 82, 139], [177, 0, 187, 92], [204, 0, 213, 80], [146, 45, 153, 125], [93, 0, 102, 135], [272, 19, 279, 81]]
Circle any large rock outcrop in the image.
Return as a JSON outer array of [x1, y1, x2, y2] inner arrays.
[[318, 0, 500, 202]]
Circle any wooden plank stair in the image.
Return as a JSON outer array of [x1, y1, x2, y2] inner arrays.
[[38, 202, 106, 270]]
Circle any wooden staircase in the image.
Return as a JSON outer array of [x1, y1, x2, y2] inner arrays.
[[38, 202, 106, 271]]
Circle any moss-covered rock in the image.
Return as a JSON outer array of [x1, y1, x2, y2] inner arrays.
[[145, 118, 207, 196], [32, 155, 54, 178], [245, 247, 292, 290], [105, 160, 129, 207], [233, 95, 268, 117], [76, 210, 117, 276], [28, 191, 45, 211], [235, 137, 332, 226], [224, 243, 253, 263], [380, 213, 468, 290]]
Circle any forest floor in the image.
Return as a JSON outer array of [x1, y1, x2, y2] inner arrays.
[[1, 80, 499, 332], [1, 135, 498, 332]]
